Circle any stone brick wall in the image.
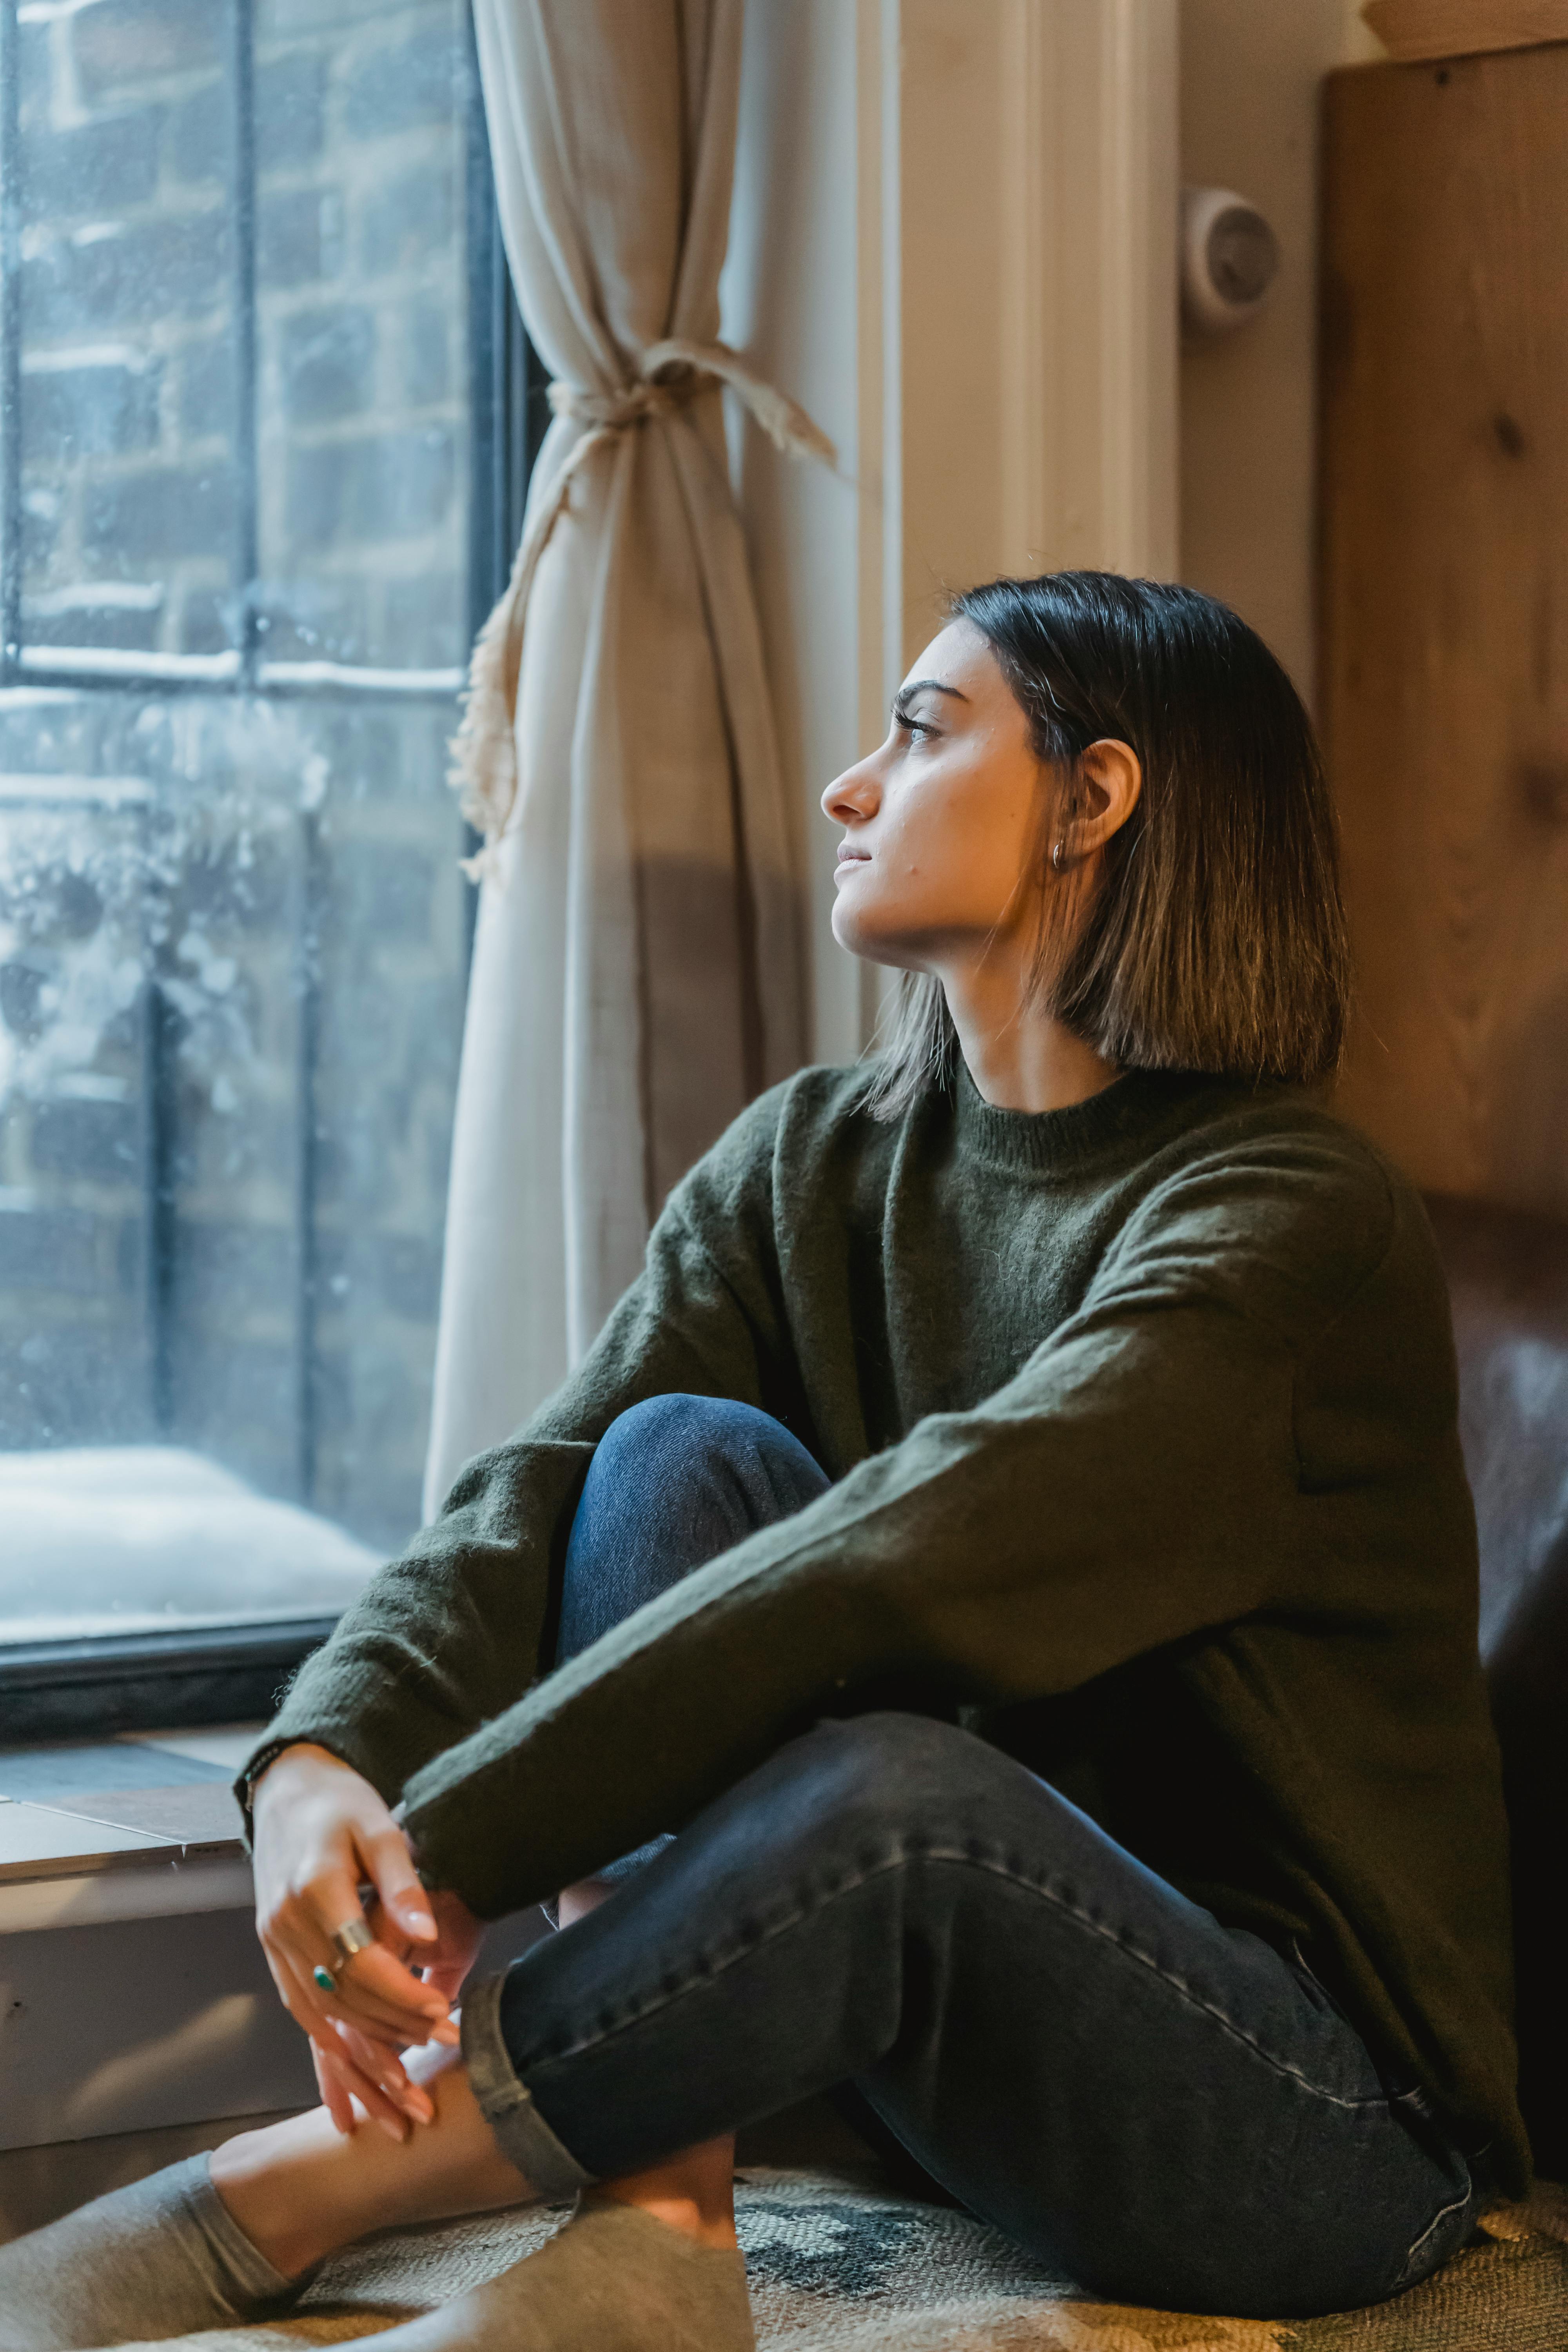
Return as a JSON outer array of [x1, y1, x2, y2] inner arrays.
[[18, 0, 472, 669], [0, 0, 482, 1582]]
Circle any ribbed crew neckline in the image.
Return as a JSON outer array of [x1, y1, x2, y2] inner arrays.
[[950, 1057, 1225, 1176]]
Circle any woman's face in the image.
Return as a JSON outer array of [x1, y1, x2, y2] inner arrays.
[[821, 619, 1047, 972]]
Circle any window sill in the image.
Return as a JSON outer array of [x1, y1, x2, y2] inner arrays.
[[0, 1783, 249, 1932], [0, 1726, 256, 1929]]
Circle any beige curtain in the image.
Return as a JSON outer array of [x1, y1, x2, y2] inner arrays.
[[423, 0, 830, 1517]]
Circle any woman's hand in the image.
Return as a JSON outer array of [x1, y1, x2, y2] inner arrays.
[[250, 1742, 463, 2131], [311, 1888, 488, 2137]]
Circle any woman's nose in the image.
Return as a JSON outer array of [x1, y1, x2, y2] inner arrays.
[[822, 756, 881, 825]]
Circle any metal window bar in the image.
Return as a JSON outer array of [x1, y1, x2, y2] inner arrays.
[[0, 0, 20, 678], [232, 0, 260, 693], [0, 0, 540, 1732]]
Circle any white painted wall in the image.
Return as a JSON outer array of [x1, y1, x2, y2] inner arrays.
[[726, 0, 1181, 1063], [898, 0, 1179, 629], [724, 0, 1387, 1074], [1177, 0, 1381, 702]]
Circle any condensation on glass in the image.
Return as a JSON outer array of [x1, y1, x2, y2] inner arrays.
[[0, 0, 477, 1640]]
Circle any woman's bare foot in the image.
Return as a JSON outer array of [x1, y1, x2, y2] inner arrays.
[[209, 2050, 534, 2278]]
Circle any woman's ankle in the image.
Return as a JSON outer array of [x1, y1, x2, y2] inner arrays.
[[589, 2134, 739, 2253], [209, 2111, 349, 2279]]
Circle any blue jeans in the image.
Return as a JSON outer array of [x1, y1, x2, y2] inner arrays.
[[461, 1395, 1478, 2319]]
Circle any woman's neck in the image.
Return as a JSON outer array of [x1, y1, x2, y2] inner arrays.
[[939, 954, 1119, 1115]]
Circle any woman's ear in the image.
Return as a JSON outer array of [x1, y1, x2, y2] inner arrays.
[[1071, 739, 1143, 857]]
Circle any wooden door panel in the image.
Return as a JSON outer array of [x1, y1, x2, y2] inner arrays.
[[1320, 44, 1568, 1217]]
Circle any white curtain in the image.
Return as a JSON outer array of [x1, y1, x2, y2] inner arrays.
[[423, 0, 830, 1518]]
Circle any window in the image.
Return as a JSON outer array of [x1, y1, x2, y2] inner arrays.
[[0, 0, 535, 1732]]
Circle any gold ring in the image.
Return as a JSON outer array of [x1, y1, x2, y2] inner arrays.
[[328, 1917, 375, 1970]]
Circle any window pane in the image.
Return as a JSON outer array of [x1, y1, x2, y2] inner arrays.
[[0, 0, 483, 1652], [256, 2, 470, 671], [0, 687, 468, 1635], [18, 0, 240, 659]]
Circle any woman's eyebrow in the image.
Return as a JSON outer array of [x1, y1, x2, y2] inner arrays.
[[892, 679, 971, 714]]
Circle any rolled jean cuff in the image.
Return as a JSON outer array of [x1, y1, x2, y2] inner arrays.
[[460, 1971, 595, 2198]]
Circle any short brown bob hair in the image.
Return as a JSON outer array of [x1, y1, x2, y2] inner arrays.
[[867, 570, 1352, 1119]]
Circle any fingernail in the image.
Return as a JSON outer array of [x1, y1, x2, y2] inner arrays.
[[377, 2115, 407, 2144], [402, 1905, 436, 1936], [432, 2020, 461, 2046]]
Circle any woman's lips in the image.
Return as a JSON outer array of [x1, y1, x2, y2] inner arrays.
[[835, 846, 871, 869]]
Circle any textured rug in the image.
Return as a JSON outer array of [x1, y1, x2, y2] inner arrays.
[[107, 2167, 1568, 2351]]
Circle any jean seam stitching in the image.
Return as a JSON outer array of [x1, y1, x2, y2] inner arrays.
[[1394, 2182, 1473, 2287], [521, 1842, 1389, 2113]]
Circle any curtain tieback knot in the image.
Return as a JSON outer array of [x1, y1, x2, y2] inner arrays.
[[448, 338, 835, 874]]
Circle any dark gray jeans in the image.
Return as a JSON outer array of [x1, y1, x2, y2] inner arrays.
[[461, 1394, 1479, 2319]]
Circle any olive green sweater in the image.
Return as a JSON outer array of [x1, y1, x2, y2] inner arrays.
[[248, 1062, 1527, 2190]]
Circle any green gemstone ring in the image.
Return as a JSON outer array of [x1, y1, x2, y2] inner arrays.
[[312, 1964, 336, 1994]]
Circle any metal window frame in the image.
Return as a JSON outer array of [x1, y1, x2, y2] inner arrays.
[[0, 0, 540, 1739]]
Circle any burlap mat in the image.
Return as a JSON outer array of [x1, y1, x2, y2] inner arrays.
[[103, 2168, 1568, 2352]]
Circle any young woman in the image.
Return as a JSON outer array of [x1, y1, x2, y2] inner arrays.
[[0, 573, 1525, 2352]]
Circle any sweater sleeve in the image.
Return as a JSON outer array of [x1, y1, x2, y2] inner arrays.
[[397, 1137, 1398, 1916], [238, 1085, 800, 1815]]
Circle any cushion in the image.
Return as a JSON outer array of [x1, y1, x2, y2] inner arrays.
[[110, 2165, 1568, 2351]]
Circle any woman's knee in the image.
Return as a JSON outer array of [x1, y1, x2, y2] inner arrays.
[[590, 1392, 770, 1481], [770, 1712, 1016, 1851], [556, 1396, 826, 1664], [584, 1393, 826, 1520]]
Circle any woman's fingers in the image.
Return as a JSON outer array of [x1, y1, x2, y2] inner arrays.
[[360, 1825, 438, 1946], [279, 1943, 432, 2059], [338, 1940, 458, 2035], [267, 1969, 403, 2137], [318, 2047, 407, 2139], [313, 2040, 357, 2136], [249, 1755, 460, 2086], [274, 1934, 458, 2133], [314, 2033, 427, 2138], [335, 2024, 435, 2128], [271, 1873, 452, 2042], [421, 1957, 471, 2005], [298, 1861, 446, 2024], [292, 1998, 415, 2139], [310, 1946, 459, 2047]]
